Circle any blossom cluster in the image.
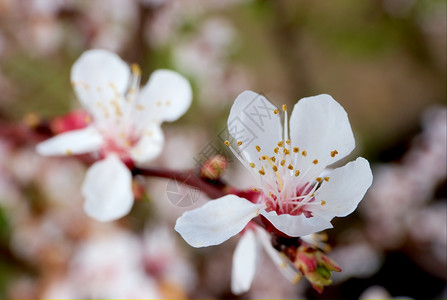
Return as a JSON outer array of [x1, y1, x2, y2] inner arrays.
[[33, 49, 374, 295]]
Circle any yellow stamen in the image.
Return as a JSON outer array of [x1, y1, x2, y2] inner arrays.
[[331, 150, 339, 157], [250, 163, 256, 168], [273, 109, 279, 114], [256, 145, 261, 152], [324, 177, 330, 182], [316, 177, 322, 183], [278, 141, 284, 148], [312, 159, 319, 165], [265, 156, 284, 190], [237, 141, 243, 146], [131, 63, 142, 76], [302, 150, 307, 157], [224, 140, 230, 146], [280, 159, 286, 166], [274, 147, 279, 154], [321, 200, 326, 206], [295, 170, 300, 176], [293, 147, 299, 153], [282, 104, 287, 111], [288, 164, 293, 170]]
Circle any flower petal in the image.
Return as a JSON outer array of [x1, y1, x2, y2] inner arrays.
[[227, 90, 282, 167], [289, 94, 355, 182], [255, 227, 302, 284], [174, 195, 263, 247], [231, 230, 258, 295], [137, 69, 192, 123], [82, 155, 134, 222], [313, 157, 373, 219], [36, 126, 103, 156], [71, 49, 130, 119], [129, 124, 164, 165], [260, 210, 333, 237]]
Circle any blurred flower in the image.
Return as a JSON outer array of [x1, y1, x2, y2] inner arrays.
[[37, 49, 192, 222], [41, 228, 161, 299], [361, 106, 446, 249], [175, 91, 372, 247]]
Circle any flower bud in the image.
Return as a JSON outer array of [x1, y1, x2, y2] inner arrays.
[[200, 155, 228, 180]]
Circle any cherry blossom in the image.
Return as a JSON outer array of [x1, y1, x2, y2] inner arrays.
[[37, 49, 192, 222], [175, 91, 372, 246]]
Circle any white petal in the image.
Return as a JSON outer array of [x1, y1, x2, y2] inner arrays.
[[36, 126, 103, 156], [231, 230, 258, 295], [227, 90, 282, 168], [71, 49, 130, 118], [313, 157, 373, 219], [289, 94, 355, 181], [137, 69, 192, 123], [255, 227, 301, 284], [82, 155, 134, 222], [130, 124, 164, 165], [260, 210, 333, 237], [174, 195, 263, 247]]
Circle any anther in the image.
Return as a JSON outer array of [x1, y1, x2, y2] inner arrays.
[[280, 159, 286, 166], [255, 145, 261, 152], [259, 168, 266, 175], [274, 147, 279, 154], [293, 147, 299, 153], [65, 149, 72, 155], [324, 177, 330, 182], [253, 187, 258, 191], [261, 155, 268, 160], [312, 159, 319, 165], [272, 165, 278, 172], [283, 149, 290, 155], [278, 141, 284, 147], [237, 141, 243, 146], [224, 140, 230, 146], [282, 104, 287, 111], [250, 163, 255, 168], [320, 200, 326, 206], [302, 150, 307, 157], [295, 170, 300, 176], [270, 156, 276, 162], [330, 150, 339, 157], [131, 63, 142, 76], [316, 177, 322, 183], [273, 109, 279, 114], [288, 164, 293, 170], [286, 139, 290, 145]]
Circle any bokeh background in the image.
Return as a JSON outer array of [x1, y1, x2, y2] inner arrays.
[[0, 0, 446, 299]]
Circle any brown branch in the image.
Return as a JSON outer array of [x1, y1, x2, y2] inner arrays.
[[132, 167, 228, 200]]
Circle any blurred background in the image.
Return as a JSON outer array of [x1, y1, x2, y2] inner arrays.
[[0, 0, 445, 299]]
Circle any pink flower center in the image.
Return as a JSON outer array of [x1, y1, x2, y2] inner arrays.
[[99, 131, 141, 165]]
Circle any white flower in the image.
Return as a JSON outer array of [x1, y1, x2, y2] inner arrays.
[[175, 91, 372, 246], [37, 49, 192, 222]]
